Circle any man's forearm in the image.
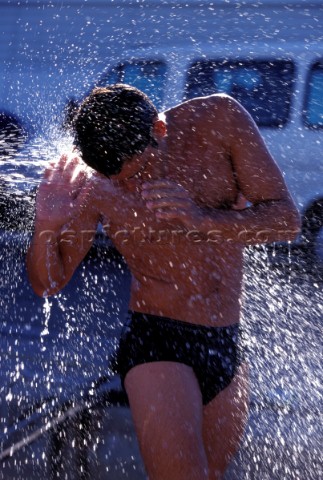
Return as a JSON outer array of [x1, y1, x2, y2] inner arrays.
[[27, 224, 66, 297], [197, 199, 301, 245], [27, 208, 100, 297]]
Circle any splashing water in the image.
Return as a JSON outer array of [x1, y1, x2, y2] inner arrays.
[[0, 1, 322, 478], [40, 298, 51, 343], [0, 130, 136, 478], [0, 130, 321, 479], [227, 247, 322, 480]]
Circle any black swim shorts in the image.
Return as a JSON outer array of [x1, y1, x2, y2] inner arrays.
[[115, 311, 244, 405]]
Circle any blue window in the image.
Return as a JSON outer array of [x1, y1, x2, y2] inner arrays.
[[184, 59, 295, 127], [97, 60, 167, 111], [304, 61, 323, 129]]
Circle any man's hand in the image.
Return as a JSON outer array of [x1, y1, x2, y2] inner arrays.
[[141, 179, 203, 229], [27, 154, 100, 297], [35, 154, 92, 230]]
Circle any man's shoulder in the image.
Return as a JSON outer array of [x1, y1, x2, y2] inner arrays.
[[163, 94, 237, 120], [166, 93, 235, 110]]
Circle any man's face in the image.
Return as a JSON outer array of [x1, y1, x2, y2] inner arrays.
[[109, 118, 165, 182], [110, 153, 147, 181]]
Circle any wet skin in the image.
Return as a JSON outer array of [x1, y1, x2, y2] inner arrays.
[[27, 94, 300, 325], [83, 94, 299, 327], [105, 134, 244, 326]]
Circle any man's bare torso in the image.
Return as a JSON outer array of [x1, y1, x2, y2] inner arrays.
[[102, 96, 245, 327]]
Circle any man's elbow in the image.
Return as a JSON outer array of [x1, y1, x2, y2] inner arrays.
[[31, 282, 62, 298], [28, 275, 58, 298], [27, 267, 66, 298], [280, 201, 302, 242]]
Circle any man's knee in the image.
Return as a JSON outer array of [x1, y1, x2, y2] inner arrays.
[[140, 431, 209, 480]]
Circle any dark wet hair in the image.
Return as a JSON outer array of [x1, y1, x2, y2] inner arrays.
[[73, 84, 158, 177]]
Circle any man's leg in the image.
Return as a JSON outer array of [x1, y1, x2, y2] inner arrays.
[[202, 362, 250, 480], [125, 361, 209, 480]]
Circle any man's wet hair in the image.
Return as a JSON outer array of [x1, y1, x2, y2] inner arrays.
[[73, 84, 158, 177]]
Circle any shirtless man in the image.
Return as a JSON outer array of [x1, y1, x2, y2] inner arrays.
[[27, 84, 300, 480]]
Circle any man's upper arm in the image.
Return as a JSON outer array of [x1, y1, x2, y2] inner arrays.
[[59, 205, 101, 284], [218, 95, 292, 205]]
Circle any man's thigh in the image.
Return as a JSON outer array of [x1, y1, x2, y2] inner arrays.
[[202, 362, 250, 480], [125, 361, 209, 480]]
